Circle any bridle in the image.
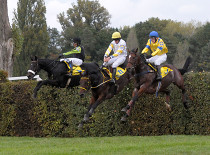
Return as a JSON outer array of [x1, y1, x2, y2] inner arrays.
[[27, 58, 59, 76], [28, 60, 39, 76], [127, 52, 139, 71]]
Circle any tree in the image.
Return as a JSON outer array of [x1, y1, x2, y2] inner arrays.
[[58, 0, 111, 61], [13, 0, 49, 76], [0, 0, 14, 76], [47, 27, 61, 59]]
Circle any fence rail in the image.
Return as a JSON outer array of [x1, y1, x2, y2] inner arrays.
[[7, 75, 42, 81]]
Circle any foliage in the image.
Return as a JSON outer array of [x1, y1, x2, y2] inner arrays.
[[57, 0, 114, 61], [0, 70, 8, 83], [0, 73, 209, 137], [13, 0, 49, 76], [47, 27, 62, 59], [189, 22, 210, 71], [11, 22, 23, 57]]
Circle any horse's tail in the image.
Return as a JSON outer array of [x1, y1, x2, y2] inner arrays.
[[178, 56, 192, 75]]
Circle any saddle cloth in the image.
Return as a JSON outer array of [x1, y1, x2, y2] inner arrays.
[[102, 67, 126, 80], [160, 67, 173, 78]]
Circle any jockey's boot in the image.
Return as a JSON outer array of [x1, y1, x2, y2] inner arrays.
[[66, 61, 73, 77], [156, 65, 162, 81], [110, 68, 116, 84], [99, 65, 105, 70]]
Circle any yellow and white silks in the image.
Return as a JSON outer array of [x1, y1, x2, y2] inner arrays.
[[103, 39, 127, 68]]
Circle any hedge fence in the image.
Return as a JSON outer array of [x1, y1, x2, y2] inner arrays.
[[0, 72, 209, 137]]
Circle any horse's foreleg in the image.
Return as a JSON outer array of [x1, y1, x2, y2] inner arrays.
[[88, 95, 106, 116], [78, 96, 96, 128], [33, 80, 59, 98], [121, 88, 138, 112], [121, 85, 147, 122]]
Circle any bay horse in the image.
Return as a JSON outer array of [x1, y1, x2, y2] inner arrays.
[[121, 48, 191, 121], [78, 60, 132, 128], [27, 56, 99, 98]]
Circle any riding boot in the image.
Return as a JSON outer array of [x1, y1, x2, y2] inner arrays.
[[156, 65, 162, 81], [110, 68, 116, 84], [67, 61, 73, 77], [99, 65, 105, 70]]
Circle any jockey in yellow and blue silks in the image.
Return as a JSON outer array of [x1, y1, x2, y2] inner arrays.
[[102, 32, 127, 84], [59, 38, 85, 76], [142, 31, 168, 80]]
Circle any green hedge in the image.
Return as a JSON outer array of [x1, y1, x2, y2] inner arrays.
[[0, 72, 209, 137]]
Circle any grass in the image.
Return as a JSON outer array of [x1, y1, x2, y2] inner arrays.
[[0, 135, 209, 155]]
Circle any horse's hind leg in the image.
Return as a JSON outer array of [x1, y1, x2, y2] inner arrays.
[[162, 89, 171, 111], [174, 80, 188, 109]]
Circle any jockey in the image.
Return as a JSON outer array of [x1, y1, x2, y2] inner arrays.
[[102, 32, 127, 84], [59, 37, 85, 76], [142, 31, 168, 80]]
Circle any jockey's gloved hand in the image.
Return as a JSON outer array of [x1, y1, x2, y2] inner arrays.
[[58, 53, 64, 58]]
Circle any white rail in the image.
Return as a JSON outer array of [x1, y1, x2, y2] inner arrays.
[[7, 75, 42, 81]]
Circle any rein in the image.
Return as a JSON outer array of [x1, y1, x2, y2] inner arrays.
[[80, 70, 112, 90]]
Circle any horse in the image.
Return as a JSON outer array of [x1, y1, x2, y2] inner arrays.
[[27, 56, 99, 98], [121, 48, 191, 122], [78, 59, 132, 128]]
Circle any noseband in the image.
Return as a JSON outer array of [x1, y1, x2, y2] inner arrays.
[[28, 60, 38, 75]]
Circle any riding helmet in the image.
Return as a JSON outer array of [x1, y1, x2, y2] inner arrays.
[[112, 32, 121, 40], [73, 37, 81, 45], [149, 31, 159, 38]]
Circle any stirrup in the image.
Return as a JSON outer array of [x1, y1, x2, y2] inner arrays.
[[110, 78, 115, 83]]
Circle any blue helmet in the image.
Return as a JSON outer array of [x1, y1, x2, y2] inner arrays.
[[149, 31, 159, 38]]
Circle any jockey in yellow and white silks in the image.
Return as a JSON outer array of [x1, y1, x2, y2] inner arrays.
[[142, 31, 168, 80], [103, 32, 127, 83]]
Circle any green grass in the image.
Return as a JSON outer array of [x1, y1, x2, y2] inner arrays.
[[0, 135, 209, 155]]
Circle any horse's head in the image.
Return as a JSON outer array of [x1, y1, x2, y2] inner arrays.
[[79, 76, 91, 98], [126, 48, 139, 75], [27, 56, 40, 79]]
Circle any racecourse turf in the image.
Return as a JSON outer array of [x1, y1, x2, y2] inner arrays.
[[0, 135, 209, 154]]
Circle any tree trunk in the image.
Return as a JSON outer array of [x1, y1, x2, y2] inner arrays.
[[0, 0, 14, 76]]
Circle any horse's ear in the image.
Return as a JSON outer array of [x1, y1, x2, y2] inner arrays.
[[135, 48, 138, 53], [35, 56, 38, 61], [30, 56, 33, 61], [127, 48, 130, 53]]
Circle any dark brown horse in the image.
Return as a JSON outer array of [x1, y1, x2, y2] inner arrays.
[[121, 48, 191, 121], [78, 60, 132, 128]]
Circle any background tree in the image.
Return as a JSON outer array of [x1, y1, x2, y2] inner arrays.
[[47, 27, 61, 59], [0, 0, 14, 76], [58, 0, 111, 61], [13, 0, 49, 76], [189, 22, 210, 71]]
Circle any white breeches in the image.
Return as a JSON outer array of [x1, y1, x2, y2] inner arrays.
[[103, 56, 126, 68], [60, 58, 83, 66], [146, 54, 167, 65]]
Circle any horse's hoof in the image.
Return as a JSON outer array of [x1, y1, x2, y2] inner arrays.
[[165, 102, 172, 112], [121, 105, 130, 112], [83, 114, 89, 122], [121, 116, 127, 122], [88, 108, 94, 115], [78, 123, 83, 129], [183, 102, 189, 109], [32, 94, 37, 99]]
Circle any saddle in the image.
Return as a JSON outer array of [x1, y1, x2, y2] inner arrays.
[[146, 63, 173, 79], [102, 60, 127, 81], [63, 61, 85, 76]]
